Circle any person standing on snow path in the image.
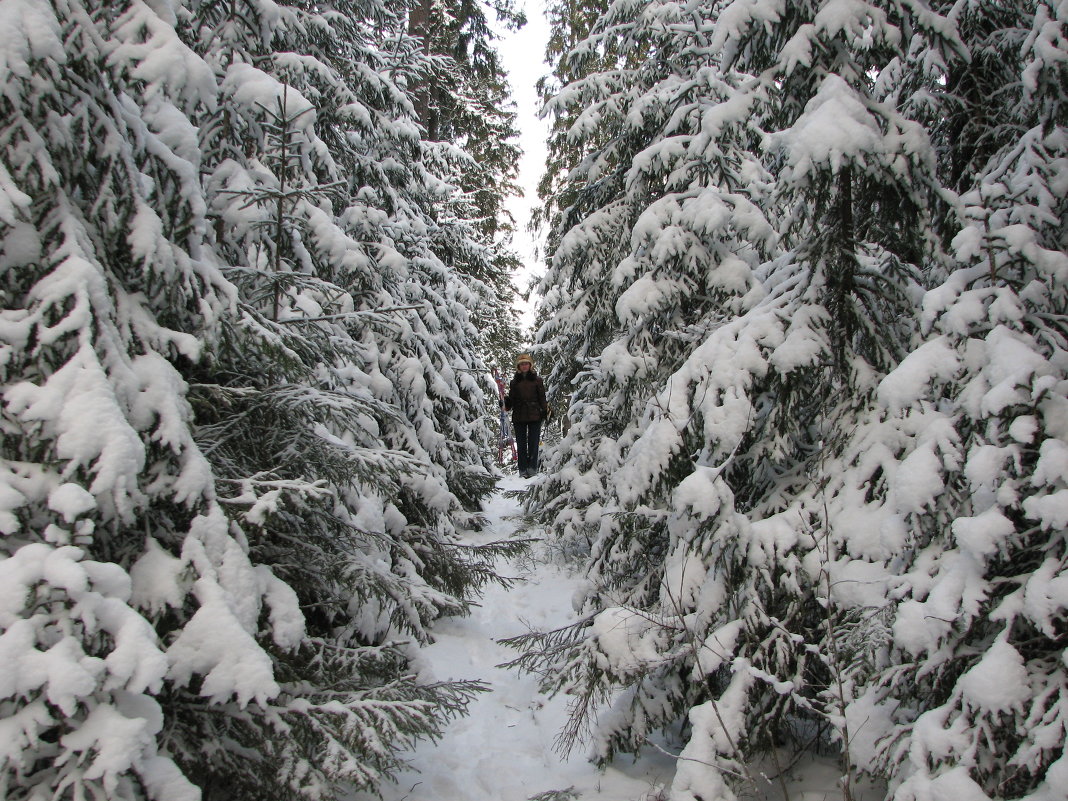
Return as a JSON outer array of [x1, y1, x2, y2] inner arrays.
[[503, 353, 549, 478]]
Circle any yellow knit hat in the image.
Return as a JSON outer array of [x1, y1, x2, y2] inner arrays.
[[516, 353, 534, 368]]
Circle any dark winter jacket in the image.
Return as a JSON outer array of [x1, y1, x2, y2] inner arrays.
[[505, 371, 548, 424]]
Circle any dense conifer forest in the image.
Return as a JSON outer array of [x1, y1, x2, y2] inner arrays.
[[0, 2, 1065, 801]]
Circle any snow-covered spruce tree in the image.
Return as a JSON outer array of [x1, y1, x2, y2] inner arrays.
[[1, 2, 516, 800], [838, 3, 1068, 800], [522, 0, 681, 558], [408, 0, 525, 369], [510, 0, 997, 798], [0, 2, 278, 799], [189, 0, 504, 534], [169, 1, 518, 797], [930, 0, 1040, 197], [532, 0, 614, 245]]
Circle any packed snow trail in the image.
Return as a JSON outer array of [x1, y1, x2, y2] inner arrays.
[[348, 474, 872, 801], [352, 473, 676, 801]]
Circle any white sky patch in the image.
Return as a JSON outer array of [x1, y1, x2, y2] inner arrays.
[[497, 2, 552, 335]]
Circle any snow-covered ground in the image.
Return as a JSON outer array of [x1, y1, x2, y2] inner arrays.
[[354, 473, 872, 801], [352, 472, 677, 801]]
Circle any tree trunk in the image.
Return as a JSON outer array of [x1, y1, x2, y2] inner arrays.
[[829, 165, 857, 368], [407, 0, 439, 139]]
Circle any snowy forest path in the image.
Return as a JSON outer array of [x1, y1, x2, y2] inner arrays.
[[358, 473, 675, 801]]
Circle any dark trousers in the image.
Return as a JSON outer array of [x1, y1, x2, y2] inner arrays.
[[514, 421, 542, 472]]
